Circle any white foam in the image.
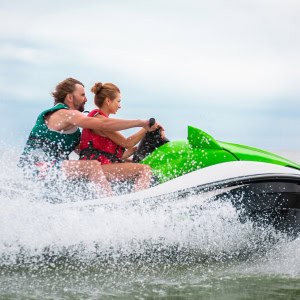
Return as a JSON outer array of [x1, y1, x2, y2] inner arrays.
[[0, 146, 298, 271]]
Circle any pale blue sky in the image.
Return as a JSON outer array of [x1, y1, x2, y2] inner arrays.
[[0, 0, 299, 150]]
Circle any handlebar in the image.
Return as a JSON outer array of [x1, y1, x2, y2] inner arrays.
[[149, 118, 155, 127]]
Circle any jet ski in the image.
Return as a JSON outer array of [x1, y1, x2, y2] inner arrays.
[[128, 123, 300, 236], [58, 122, 300, 236]]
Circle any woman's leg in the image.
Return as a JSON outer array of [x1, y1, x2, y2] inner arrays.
[[101, 163, 152, 191], [61, 160, 113, 196]]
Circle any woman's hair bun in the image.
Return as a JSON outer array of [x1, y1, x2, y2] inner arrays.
[[91, 82, 103, 94]]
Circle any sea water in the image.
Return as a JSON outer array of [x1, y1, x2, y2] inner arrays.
[[0, 147, 299, 299]]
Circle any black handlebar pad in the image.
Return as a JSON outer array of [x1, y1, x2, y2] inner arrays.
[[149, 118, 155, 127]]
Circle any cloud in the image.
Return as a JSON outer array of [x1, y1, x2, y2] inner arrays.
[[1, 0, 299, 103], [0, 0, 299, 147], [0, 43, 45, 63]]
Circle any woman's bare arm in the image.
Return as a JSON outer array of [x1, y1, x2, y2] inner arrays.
[[90, 114, 147, 148], [93, 127, 147, 149]]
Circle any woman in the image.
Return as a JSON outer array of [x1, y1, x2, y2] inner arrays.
[[79, 82, 157, 192]]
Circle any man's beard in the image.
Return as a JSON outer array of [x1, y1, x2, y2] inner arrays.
[[72, 95, 85, 112], [78, 104, 85, 112]]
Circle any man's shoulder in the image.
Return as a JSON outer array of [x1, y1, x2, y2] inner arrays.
[[54, 108, 84, 124], [39, 103, 69, 115]]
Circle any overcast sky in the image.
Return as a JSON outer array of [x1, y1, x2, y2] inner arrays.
[[0, 0, 299, 150]]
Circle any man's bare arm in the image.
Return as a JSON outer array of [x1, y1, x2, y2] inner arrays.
[[66, 110, 150, 131]]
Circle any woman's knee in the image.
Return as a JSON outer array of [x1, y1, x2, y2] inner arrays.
[[141, 164, 152, 175], [83, 160, 100, 169]]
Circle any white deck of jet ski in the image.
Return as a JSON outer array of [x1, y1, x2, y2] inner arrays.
[[62, 161, 300, 209]]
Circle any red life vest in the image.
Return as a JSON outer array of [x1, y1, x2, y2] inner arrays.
[[79, 109, 125, 164]]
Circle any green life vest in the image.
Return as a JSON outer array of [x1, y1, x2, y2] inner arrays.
[[19, 103, 81, 167]]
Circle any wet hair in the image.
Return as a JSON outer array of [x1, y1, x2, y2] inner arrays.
[[91, 82, 120, 108], [52, 78, 84, 104]]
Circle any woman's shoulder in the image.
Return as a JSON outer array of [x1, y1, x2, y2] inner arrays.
[[88, 109, 107, 118], [87, 109, 100, 117]]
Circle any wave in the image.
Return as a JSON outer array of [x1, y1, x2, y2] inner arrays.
[[0, 146, 298, 275]]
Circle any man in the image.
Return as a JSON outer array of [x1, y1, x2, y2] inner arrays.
[[19, 78, 155, 196]]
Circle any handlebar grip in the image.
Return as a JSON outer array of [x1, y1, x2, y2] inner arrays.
[[149, 118, 155, 127]]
